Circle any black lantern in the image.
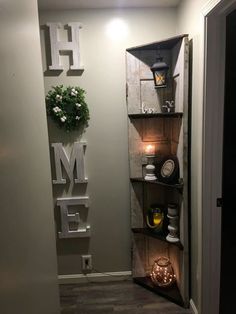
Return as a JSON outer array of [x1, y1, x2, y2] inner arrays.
[[150, 57, 169, 88]]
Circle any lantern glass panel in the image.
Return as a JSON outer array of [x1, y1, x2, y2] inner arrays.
[[154, 70, 167, 87], [151, 57, 169, 88]]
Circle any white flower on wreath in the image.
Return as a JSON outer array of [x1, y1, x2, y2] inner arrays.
[[53, 106, 62, 113], [75, 116, 80, 121], [76, 103, 81, 108], [71, 88, 78, 96], [56, 94, 62, 101], [60, 116, 67, 123]]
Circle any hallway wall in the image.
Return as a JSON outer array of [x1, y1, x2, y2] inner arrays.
[[177, 0, 211, 311], [39, 7, 178, 275]]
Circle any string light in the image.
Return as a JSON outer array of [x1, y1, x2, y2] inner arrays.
[[150, 256, 176, 287]]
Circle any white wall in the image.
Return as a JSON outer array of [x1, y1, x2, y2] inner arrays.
[[0, 0, 60, 313], [177, 0, 208, 311], [39, 8, 178, 275]]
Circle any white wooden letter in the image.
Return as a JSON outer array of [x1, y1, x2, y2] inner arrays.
[[47, 22, 83, 70], [52, 142, 87, 184], [57, 197, 90, 238]]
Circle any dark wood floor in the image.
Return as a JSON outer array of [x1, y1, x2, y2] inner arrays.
[[60, 280, 192, 314]]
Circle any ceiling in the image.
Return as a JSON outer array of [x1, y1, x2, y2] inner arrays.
[[38, 0, 181, 11]]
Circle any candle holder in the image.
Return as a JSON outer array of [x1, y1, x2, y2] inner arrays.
[[162, 100, 175, 113], [144, 144, 157, 181], [150, 256, 176, 287], [144, 155, 157, 181], [166, 203, 180, 243]]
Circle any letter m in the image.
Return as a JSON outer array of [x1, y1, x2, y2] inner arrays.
[[52, 142, 87, 184]]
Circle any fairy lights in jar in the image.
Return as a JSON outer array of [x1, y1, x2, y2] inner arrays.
[[150, 256, 176, 287]]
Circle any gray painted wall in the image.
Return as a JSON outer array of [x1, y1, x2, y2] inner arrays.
[[177, 0, 209, 311], [0, 0, 60, 313], [39, 8, 178, 275]]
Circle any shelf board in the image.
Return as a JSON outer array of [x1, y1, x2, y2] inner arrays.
[[133, 277, 185, 307], [128, 112, 183, 119], [130, 178, 183, 189], [132, 228, 183, 250]]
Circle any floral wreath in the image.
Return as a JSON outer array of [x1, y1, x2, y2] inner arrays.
[[46, 85, 90, 132]]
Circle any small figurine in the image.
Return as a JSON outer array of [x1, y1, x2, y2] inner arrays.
[[141, 102, 154, 114], [162, 100, 175, 113]]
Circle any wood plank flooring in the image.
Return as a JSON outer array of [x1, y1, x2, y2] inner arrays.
[[60, 280, 192, 314]]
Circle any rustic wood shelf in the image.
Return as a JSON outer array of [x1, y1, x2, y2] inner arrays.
[[130, 177, 183, 189], [132, 228, 184, 250], [128, 112, 183, 119], [127, 34, 189, 307], [133, 277, 185, 307]]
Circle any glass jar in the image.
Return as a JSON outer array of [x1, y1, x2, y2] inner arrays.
[[146, 204, 164, 233], [150, 256, 176, 287]]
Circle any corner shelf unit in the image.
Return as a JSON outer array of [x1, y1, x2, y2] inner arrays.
[[126, 34, 189, 307]]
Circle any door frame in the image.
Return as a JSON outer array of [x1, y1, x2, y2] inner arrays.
[[201, 1, 236, 313]]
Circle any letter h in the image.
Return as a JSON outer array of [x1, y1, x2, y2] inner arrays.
[[47, 22, 83, 70]]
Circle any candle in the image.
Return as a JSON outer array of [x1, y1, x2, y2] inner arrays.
[[144, 144, 155, 156]]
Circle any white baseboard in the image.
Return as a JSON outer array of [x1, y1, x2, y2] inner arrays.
[[58, 271, 132, 284], [190, 299, 198, 314]]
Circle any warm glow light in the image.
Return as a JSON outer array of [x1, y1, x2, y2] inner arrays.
[[150, 257, 176, 287], [105, 18, 128, 40], [144, 144, 155, 156]]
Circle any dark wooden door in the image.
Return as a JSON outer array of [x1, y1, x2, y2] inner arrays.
[[220, 9, 236, 314]]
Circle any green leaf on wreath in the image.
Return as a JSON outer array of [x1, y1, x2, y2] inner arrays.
[[45, 85, 90, 132]]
